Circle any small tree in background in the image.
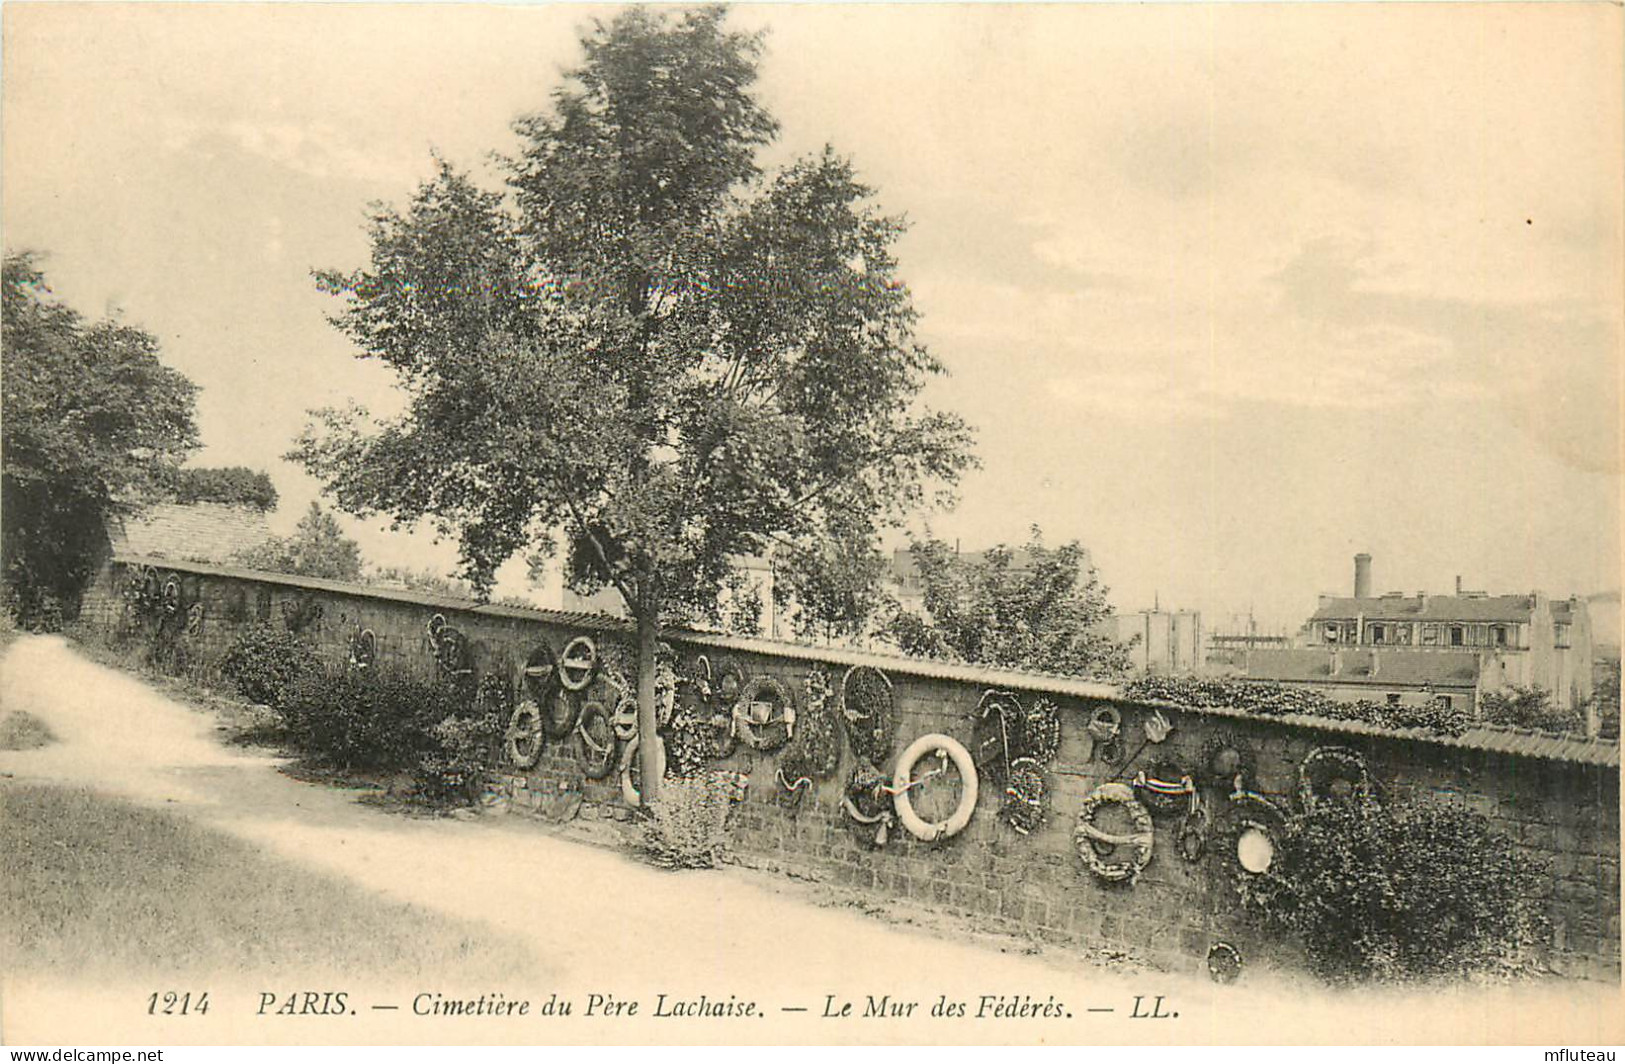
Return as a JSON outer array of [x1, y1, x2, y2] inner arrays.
[[2, 252, 199, 627], [773, 517, 893, 645], [364, 565, 475, 599], [232, 501, 364, 582], [293, 6, 975, 802], [1480, 685, 1582, 734], [881, 525, 1131, 677]]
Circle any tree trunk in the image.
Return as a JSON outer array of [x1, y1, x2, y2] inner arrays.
[[635, 606, 662, 806]]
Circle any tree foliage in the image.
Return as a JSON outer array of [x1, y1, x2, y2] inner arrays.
[[882, 525, 1131, 677], [293, 7, 975, 798], [168, 466, 279, 511], [1, 252, 199, 626], [772, 521, 892, 645], [1479, 684, 1582, 734], [231, 502, 364, 582]]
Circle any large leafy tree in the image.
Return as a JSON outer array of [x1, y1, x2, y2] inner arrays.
[[2, 252, 199, 626], [295, 6, 974, 799], [882, 526, 1133, 678]]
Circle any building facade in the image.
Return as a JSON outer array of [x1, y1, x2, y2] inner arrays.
[[1105, 607, 1204, 675], [1295, 555, 1595, 713]]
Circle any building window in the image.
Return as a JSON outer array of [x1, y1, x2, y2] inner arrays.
[[1422, 625, 1438, 646], [1396, 625, 1412, 645], [1324, 623, 1340, 644], [1386, 693, 1402, 706], [1555, 623, 1571, 649], [1491, 625, 1507, 647], [1449, 626, 1464, 647], [1371, 625, 1386, 645]]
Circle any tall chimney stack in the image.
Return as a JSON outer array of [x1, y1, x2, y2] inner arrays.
[[1455, 574, 1463, 595], [1354, 553, 1372, 599]]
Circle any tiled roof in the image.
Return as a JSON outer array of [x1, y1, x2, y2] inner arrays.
[[110, 503, 273, 564], [112, 553, 1621, 769], [1311, 594, 1538, 623], [1244, 648, 1481, 689]]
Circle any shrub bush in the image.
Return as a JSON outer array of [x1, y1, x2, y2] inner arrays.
[[415, 712, 502, 805], [279, 670, 461, 774], [1239, 800, 1548, 983], [220, 623, 320, 708], [638, 771, 747, 869]]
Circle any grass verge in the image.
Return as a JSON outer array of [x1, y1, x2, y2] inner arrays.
[[1, 782, 537, 983]]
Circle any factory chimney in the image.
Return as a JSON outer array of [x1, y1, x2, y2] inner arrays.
[[1354, 553, 1373, 599]]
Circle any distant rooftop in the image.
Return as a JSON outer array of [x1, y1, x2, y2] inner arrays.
[[109, 502, 273, 565], [1311, 594, 1549, 624]]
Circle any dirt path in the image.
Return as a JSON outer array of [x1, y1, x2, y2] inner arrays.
[[1, 635, 1618, 1046]]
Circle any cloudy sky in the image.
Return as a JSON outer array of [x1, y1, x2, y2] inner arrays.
[[4, 3, 1620, 631]]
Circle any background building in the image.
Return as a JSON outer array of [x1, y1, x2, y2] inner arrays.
[[1104, 606, 1204, 676], [1277, 553, 1596, 713]]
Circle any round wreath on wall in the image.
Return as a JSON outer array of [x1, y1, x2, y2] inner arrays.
[[661, 675, 715, 779], [714, 660, 748, 706], [430, 622, 474, 685], [842, 763, 895, 847], [1297, 746, 1373, 814], [160, 572, 183, 617], [610, 693, 640, 743], [1176, 796, 1210, 863], [540, 683, 582, 741], [777, 667, 843, 805], [619, 732, 667, 809], [558, 636, 599, 692], [734, 674, 796, 752], [349, 627, 377, 671], [1200, 731, 1257, 789], [840, 664, 895, 769], [892, 733, 979, 844], [522, 641, 562, 704], [576, 700, 618, 780], [1022, 697, 1062, 763], [1207, 942, 1244, 984], [971, 690, 1024, 786], [1074, 782, 1155, 884], [506, 700, 544, 769], [477, 673, 516, 718], [1132, 760, 1196, 819], [1002, 757, 1047, 835], [1227, 791, 1289, 876]]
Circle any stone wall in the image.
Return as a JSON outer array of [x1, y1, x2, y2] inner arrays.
[[84, 557, 1622, 982]]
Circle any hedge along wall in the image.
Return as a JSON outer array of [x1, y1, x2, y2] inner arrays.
[[83, 556, 1622, 983]]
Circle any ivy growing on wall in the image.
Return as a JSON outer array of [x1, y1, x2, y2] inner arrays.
[[1124, 676, 1474, 737]]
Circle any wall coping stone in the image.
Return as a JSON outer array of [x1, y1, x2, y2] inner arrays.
[[113, 553, 1620, 769]]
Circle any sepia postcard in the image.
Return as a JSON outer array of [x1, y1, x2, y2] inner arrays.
[[1, 1, 1622, 1050]]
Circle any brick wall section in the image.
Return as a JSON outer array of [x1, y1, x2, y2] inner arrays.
[[83, 558, 1622, 982]]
